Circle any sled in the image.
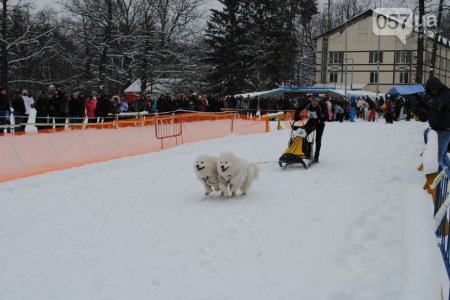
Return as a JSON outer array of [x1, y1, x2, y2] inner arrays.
[[279, 121, 315, 169]]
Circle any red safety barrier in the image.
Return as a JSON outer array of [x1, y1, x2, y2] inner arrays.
[[0, 113, 266, 183]]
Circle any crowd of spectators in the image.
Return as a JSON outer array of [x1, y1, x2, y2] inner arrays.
[[0, 83, 422, 135]]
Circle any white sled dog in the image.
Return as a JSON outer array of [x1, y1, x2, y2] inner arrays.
[[217, 153, 259, 197], [194, 155, 221, 196]]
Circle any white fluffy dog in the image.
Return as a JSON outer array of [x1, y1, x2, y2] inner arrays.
[[194, 155, 221, 196], [217, 153, 259, 197]]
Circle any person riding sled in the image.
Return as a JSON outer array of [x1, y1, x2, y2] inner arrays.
[[293, 93, 327, 163]]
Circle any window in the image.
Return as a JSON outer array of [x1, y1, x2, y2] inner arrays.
[[370, 72, 378, 84], [399, 72, 409, 83], [329, 72, 338, 83], [369, 51, 383, 63], [329, 52, 343, 64], [395, 51, 411, 64]]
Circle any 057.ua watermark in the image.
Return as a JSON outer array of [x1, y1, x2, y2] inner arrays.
[[372, 8, 437, 44]]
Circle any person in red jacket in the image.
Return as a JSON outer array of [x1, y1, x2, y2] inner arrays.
[[85, 91, 98, 123]]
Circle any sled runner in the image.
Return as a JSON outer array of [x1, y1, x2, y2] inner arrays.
[[279, 120, 316, 169]]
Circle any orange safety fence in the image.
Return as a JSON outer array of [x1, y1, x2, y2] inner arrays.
[[0, 112, 270, 183]]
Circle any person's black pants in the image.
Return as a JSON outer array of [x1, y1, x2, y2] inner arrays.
[[303, 122, 325, 157], [13, 114, 26, 132], [314, 123, 325, 157]]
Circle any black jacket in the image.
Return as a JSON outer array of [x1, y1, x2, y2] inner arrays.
[[69, 95, 86, 117], [367, 98, 376, 110], [11, 95, 25, 115], [95, 96, 114, 117], [0, 93, 9, 112], [425, 77, 450, 130], [294, 101, 327, 124]]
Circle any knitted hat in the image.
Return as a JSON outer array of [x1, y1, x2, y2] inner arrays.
[[310, 93, 320, 101]]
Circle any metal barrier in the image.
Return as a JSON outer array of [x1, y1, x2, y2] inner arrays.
[[432, 165, 450, 300], [155, 114, 183, 149]]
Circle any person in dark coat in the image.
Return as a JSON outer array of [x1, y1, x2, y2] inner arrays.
[[249, 97, 258, 116], [403, 95, 413, 121], [377, 96, 385, 117], [34, 90, 51, 132], [47, 85, 57, 128], [69, 92, 86, 129], [156, 94, 166, 113], [11, 90, 26, 134], [394, 96, 404, 121], [95, 94, 115, 127], [293, 93, 327, 163], [424, 77, 450, 173], [0, 86, 10, 135], [383, 97, 395, 124], [366, 97, 377, 122], [55, 90, 70, 131]]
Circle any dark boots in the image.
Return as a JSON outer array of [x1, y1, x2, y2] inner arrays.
[[313, 152, 319, 163]]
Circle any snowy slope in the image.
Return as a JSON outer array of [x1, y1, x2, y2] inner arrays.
[[0, 120, 443, 300]]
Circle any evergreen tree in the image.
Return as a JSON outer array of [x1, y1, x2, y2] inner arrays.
[[205, 0, 318, 94], [205, 0, 249, 95]]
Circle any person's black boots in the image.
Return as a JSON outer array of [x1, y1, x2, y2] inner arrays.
[[313, 152, 320, 163]]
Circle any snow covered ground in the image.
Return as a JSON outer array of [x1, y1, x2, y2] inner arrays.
[[0, 120, 444, 300]]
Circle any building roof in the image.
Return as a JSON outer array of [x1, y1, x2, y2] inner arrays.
[[315, 9, 450, 48], [315, 9, 375, 40]]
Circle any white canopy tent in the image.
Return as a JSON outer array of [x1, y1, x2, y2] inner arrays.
[[235, 87, 382, 99], [124, 79, 179, 95], [123, 79, 142, 93], [332, 89, 383, 100]]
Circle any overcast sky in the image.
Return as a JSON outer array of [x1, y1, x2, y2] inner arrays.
[[32, 0, 222, 11]]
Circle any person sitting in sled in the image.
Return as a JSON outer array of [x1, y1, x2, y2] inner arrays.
[[293, 93, 327, 163]]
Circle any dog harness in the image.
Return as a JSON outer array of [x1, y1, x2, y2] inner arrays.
[[219, 175, 231, 185], [219, 175, 232, 196], [203, 176, 218, 187]]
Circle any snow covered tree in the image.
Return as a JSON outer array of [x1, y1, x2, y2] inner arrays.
[[0, 0, 55, 88]]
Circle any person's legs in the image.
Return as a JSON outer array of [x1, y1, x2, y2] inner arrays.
[[369, 109, 376, 121], [314, 123, 325, 162], [0, 111, 7, 135], [13, 115, 26, 134], [437, 130, 450, 173]]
